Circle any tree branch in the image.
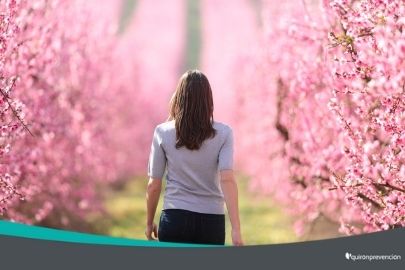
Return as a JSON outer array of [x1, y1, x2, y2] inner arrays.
[[0, 77, 34, 137]]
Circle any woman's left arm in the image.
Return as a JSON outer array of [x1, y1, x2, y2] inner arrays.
[[145, 177, 162, 240]]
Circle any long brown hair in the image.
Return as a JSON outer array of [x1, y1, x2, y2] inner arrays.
[[168, 70, 216, 150]]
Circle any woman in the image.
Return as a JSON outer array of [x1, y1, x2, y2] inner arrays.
[[145, 70, 243, 246]]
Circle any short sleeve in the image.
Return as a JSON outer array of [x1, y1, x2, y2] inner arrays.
[[147, 127, 167, 179], [218, 128, 234, 171]]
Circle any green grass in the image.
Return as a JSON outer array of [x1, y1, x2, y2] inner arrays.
[[90, 175, 299, 245]]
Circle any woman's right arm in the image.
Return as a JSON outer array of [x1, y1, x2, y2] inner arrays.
[[220, 169, 243, 246]]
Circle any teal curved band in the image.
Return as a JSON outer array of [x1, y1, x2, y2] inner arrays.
[[0, 220, 229, 248]]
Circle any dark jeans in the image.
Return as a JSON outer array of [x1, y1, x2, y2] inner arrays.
[[158, 209, 225, 245]]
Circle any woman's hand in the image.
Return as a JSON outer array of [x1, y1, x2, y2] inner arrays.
[[231, 228, 244, 246], [145, 223, 158, 240]]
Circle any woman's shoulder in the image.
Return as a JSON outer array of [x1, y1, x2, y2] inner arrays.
[[213, 121, 232, 133], [155, 120, 175, 133]]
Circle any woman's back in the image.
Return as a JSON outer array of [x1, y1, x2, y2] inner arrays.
[[148, 120, 233, 215], [145, 69, 242, 246]]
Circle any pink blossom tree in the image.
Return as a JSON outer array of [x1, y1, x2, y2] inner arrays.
[[235, 0, 404, 235], [1, 0, 132, 227]]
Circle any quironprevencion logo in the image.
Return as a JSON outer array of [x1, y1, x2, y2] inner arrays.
[[345, 252, 401, 262]]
